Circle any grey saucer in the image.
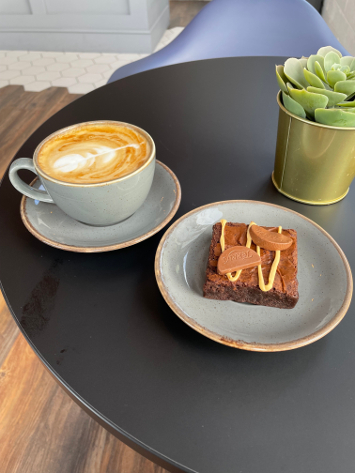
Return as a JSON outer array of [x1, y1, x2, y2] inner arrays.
[[20, 161, 181, 252], [155, 201, 353, 352]]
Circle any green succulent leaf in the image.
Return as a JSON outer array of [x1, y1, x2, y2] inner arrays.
[[340, 56, 353, 67], [303, 68, 325, 88], [276, 65, 288, 92], [299, 58, 308, 70], [324, 51, 341, 72], [340, 56, 355, 70], [327, 69, 347, 87], [307, 87, 347, 107], [307, 55, 325, 75], [288, 88, 328, 119], [282, 91, 306, 118], [337, 100, 355, 107], [334, 80, 355, 97], [284, 58, 309, 89], [331, 64, 342, 71], [317, 46, 342, 58], [315, 61, 326, 82], [275, 48, 355, 126], [315, 108, 355, 127], [340, 65, 350, 74]]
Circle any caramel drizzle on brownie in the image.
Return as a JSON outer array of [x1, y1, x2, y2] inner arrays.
[[219, 220, 282, 292]]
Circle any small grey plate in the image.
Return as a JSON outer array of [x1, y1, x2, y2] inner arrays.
[[155, 201, 353, 352], [21, 161, 181, 252]]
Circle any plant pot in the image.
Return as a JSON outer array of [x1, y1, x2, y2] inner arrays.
[[272, 91, 355, 205]]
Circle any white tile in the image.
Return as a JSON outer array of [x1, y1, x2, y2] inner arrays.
[[0, 37, 186, 94], [0, 56, 17, 65], [24, 81, 51, 92], [115, 53, 141, 61], [337, 0, 349, 14], [56, 54, 79, 63], [46, 63, 70, 72], [8, 61, 32, 71], [36, 71, 61, 80], [0, 70, 20, 80], [68, 83, 95, 94], [62, 67, 86, 78], [6, 50, 28, 57], [22, 66, 46, 75], [9, 75, 35, 85], [63, 53, 79, 59], [41, 52, 65, 58], [342, 4, 355, 56], [52, 77, 77, 87], [154, 27, 183, 52], [18, 53, 42, 61], [94, 79, 106, 88], [78, 53, 101, 59], [108, 60, 131, 70], [70, 59, 94, 68], [32, 57, 55, 66], [78, 73, 102, 83], [103, 70, 113, 79], [63, 53, 79, 58], [86, 64, 110, 74], [94, 55, 117, 64]]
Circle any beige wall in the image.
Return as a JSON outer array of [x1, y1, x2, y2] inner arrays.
[[322, 0, 355, 55]]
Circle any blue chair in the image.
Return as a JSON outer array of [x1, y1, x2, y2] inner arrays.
[[108, 0, 348, 84]]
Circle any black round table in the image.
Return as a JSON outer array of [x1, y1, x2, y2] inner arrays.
[[1, 57, 355, 473]]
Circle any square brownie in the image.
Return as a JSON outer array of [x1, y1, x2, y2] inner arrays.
[[203, 222, 299, 309]]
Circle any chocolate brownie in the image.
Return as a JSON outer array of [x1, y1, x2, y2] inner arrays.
[[203, 222, 299, 309]]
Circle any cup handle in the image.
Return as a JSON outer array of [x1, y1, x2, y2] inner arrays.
[[9, 158, 54, 203]]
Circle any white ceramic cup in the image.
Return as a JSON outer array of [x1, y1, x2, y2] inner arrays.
[[9, 121, 156, 226]]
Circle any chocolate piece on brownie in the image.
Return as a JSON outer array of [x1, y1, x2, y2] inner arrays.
[[203, 222, 299, 309]]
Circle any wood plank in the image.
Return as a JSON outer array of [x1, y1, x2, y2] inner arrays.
[[0, 295, 19, 367], [0, 86, 25, 110], [169, 1, 208, 28], [0, 332, 168, 473]]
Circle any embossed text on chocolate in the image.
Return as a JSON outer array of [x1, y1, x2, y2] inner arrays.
[[217, 245, 261, 275], [222, 249, 253, 263]]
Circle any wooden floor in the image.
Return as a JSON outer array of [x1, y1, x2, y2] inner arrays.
[[169, 1, 208, 28]]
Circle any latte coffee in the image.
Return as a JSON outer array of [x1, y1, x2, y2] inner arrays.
[[37, 122, 151, 184], [9, 120, 156, 226]]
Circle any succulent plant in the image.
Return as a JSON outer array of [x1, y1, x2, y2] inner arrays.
[[276, 46, 355, 127]]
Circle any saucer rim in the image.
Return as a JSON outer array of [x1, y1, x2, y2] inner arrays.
[[154, 200, 353, 352], [20, 160, 181, 253]]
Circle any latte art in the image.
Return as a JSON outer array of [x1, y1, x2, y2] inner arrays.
[[37, 123, 150, 184], [52, 144, 140, 174]]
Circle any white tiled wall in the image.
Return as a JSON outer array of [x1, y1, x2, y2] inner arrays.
[[0, 27, 183, 94], [322, 0, 355, 55]]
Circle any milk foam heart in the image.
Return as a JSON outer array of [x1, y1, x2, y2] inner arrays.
[[37, 123, 150, 184]]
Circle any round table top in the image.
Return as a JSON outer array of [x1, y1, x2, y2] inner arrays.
[[1, 56, 355, 473]]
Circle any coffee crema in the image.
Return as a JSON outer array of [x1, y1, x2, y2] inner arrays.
[[37, 123, 151, 184]]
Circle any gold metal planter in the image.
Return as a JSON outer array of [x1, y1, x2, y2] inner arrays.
[[273, 91, 355, 205]]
